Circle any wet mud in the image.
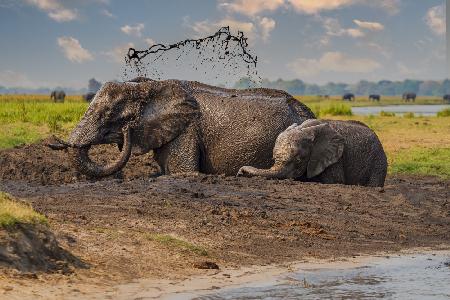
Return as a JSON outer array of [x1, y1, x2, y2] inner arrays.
[[0, 141, 449, 281]]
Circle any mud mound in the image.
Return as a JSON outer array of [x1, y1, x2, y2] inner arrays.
[[0, 139, 159, 185], [0, 223, 85, 273]]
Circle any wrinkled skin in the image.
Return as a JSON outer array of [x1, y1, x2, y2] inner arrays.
[[238, 119, 387, 187], [50, 90, 65, 103], [60, 78, 315, 178]]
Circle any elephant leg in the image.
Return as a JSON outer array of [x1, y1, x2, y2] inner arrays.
[[154, 125, 201, 175], [318, 160, 345, 184]]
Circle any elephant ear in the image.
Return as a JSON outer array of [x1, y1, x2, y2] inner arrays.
[[134, 81, 200, 151], [305, 123, 345, 178]]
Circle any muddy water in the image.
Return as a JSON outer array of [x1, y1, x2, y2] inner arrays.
[[198, 252, 450, 300]]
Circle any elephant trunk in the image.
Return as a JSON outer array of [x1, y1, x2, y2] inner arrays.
[[237, 165, 285, 179], [70, 127, 132, 178]]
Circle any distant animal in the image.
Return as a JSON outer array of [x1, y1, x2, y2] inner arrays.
[[50, 90, 66, 103], [443, 94, 450, 103], [83, 92, 96, 102], [342, 93, 355, 101], [402, 92, 416, 102], [319, 95, 330, 100], [238, 119, 387, 187], [48, 78, 315, 178], [369, 94, 381, 101]]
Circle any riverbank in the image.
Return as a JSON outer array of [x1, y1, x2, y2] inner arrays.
[[0, 169, 449, 298]]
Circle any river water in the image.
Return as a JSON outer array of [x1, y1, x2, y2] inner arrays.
[[196, 252, 450, 300], [352, 104, 450, 116]]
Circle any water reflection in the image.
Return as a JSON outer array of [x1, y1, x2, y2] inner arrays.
[[197, 253, 450, 300]]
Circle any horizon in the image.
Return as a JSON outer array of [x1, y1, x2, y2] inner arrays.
[[0, 0, 447, 89]]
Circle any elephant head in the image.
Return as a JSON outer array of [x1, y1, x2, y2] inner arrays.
[[49, 78, 199, 177], [238, 120, 345, 179]]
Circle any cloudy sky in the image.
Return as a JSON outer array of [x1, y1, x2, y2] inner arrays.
[[0, 0, 446, 88]]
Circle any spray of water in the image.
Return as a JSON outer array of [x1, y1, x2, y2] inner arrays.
[[124, 26, 261, 86]]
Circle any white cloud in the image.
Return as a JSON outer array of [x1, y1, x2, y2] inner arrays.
[[0, 70, 44, 88], [57, 36, 93, 63], [121, 23, 145, 37], [322, 18, 365, 38], [288, 0, 355, 14], [219, 0, 284, 17], [144, 38, 155, 46], [102, 43, 134, 64], [257, 17, 276, 42], [425, 4, 445, 36], [189, 16, 276, 43], [101, 9, 115, 18], [218, 0, 401, 16], [25, 0, 78, 22], [191, 18, 256, 41], [353, 19, 384, 31], [377, 0, 401, 15], [288, 52, 381, 77]]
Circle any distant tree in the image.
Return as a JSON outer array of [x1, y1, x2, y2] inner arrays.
[[234, 77, 258, 89], [88, 78, 102, 93], [419, 81, 441, 96], [438, 79, 450, 95]]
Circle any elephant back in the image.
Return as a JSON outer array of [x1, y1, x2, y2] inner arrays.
[[188, 81, 315, 175]]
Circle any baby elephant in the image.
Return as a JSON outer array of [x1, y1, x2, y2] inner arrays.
[[238, 119, 387, 187]]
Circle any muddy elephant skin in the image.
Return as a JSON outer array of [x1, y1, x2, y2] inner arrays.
[[238, 119, 387, 187], [55, 78, 315, 177]]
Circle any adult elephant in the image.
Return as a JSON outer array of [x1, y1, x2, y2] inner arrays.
[[50, 90, 66, 103], [49, 78, 315, 177], [443, 94, 450, 103], [342, 93, 355, 101], [369, 94, 381, 101], [83, 92, 96, 102], [402, 92, 416, 102]]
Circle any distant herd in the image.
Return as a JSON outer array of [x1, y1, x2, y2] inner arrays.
[[49, 89, 450, 104]]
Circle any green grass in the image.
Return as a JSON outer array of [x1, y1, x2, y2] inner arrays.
[[0, 95, 88, 148], [379, 111, 395, 117], [0, 192, 48, 228], [389, 148, 450, 179], [437, 108, 450, 117], [146, 233, 208, 256], [310, 103, 352, 117]]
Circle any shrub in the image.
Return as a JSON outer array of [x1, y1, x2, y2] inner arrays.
[[437, 108, 450, 117], [403, 112, 415, 118], [313, 103, 352, 117], [379, 111, 395, 117]]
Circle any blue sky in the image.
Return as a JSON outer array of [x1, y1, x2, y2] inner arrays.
[[0, 0, 446, 88]]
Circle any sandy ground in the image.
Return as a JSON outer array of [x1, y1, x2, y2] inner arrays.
[[0, 141, 449, 298]]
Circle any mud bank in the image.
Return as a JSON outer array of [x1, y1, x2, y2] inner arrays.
[[0, 223, 85, 274], [0, 141, 449, 297]]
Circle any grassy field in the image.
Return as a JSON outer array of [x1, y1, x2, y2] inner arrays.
[[296, 95, 446, 107], [0, 94, 449, 178], [0, 95, 87, 148]]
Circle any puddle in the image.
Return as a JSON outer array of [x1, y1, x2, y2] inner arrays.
[[196, 252, 450, 299]]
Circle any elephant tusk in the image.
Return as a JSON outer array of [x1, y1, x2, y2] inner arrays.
[[46, 135, 83, 150]]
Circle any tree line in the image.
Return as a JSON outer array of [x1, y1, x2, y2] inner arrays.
[[234, 78, 450, 96]]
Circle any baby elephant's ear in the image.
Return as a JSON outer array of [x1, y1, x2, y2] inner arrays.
[[306, 124, 344, 178]]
